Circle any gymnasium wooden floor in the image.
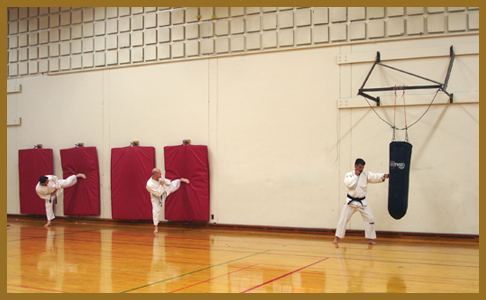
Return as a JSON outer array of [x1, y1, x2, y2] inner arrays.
[[7, 216, 479, 293]]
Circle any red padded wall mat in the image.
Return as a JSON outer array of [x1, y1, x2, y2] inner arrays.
[[111, 146, 155, 220], [60, 147, 100, 216], [18, 148, 54, 215], [164, 145, 210, 222]]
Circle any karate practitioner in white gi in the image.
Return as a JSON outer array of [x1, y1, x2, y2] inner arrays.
[[36, 174, 86, 227], [333, 158, 388, 245], [146, 168, 190, 233]]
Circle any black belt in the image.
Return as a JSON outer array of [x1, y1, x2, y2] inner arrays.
[[159, 192, 167, 206], [347, 195, 365, 206]]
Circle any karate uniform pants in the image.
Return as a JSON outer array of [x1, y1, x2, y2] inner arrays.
[[45, 200, 55, 221], [44, 175, 78, 221], [151, 179, 181, 226], [335, 201, 376, 240]]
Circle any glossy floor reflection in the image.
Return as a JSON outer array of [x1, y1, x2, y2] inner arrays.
[[7, 217, 479, 293]]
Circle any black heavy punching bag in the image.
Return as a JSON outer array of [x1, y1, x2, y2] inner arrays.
[[388, 141, 412, 219]]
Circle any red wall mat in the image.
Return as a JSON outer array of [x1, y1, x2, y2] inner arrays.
[[60, 147, 100, 216], [111, 146, 155, 220], [18, 148, 54, 215], [164, 145, 210, 222]]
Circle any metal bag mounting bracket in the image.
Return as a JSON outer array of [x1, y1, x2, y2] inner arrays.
[[358, 46, 455, 106]]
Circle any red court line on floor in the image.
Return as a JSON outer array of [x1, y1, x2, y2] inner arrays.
[[7, 283, 70, 293], [240, 257, 329, 293], [169, 263, 259, 293]]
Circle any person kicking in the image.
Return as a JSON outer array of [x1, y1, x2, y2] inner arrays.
[[146, 168, 190, 233], [36, 174, 86, 227]]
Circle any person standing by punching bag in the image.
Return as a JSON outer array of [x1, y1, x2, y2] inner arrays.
[[333, 158, 389, 245]]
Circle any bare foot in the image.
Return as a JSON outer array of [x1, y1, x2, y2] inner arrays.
[[368, 239, 377, 245], [154, 226, 158, 233], [332, 237, 339, 244], [77, 174, 86, 179], [181, 178, 190, 184], [44, 221, 51, 227]]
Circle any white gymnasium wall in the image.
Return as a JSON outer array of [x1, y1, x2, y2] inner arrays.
[[7, 8, 479, 235], [215, 47, 341, 228]]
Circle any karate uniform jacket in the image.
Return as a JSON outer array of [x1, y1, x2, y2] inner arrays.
[[35, 175, 61, 201], [344, 171, 386, 206], [146, 178, 172, 201]]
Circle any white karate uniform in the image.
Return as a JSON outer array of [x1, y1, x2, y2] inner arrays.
[[335, 170, 386, 240], [35, 175, 78, 221], [146, 177, 181, 226]]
